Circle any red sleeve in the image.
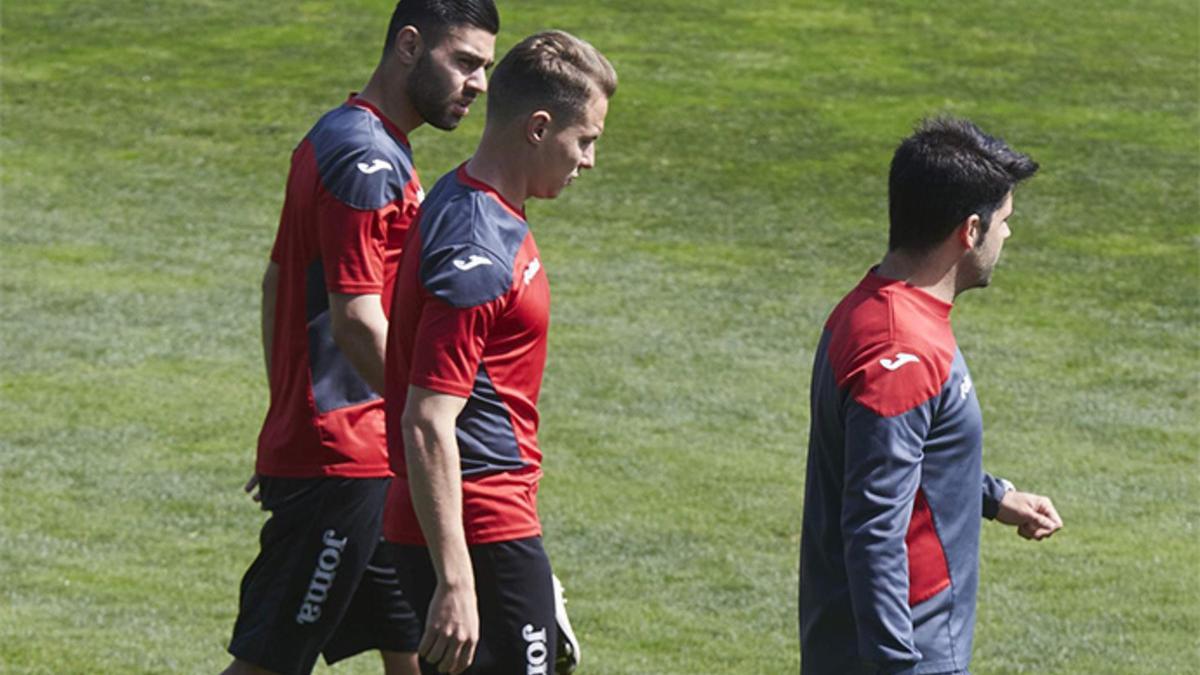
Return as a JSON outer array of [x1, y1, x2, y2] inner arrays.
[[408, 295, 502, 397], [316, 192, 389, 295]]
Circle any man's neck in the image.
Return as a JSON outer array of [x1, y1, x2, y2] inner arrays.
[[465, 132, 529, 209], [357, 67, 423, 135], [876, 248, 958, 304]]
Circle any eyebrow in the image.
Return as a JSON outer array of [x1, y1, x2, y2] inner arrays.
[[456, 49, 494, 69]]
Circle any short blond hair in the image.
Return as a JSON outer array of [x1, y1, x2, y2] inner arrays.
[[486, 30, 617, 124]]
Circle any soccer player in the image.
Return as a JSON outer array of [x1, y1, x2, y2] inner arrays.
[[225, 3, 498, 674], [381, 31, 616, 675], [799, 118, 1064, 674]]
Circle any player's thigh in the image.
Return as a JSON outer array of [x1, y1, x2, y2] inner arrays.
[[393, 539, 557, 675], [322, 539, 422, 665], [391, 543, 438, 626], [470, 537, 557, 675], [229, 477, 389, 674]]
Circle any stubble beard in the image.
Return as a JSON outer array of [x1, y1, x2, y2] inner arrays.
[[407, 55, 463, 131], [956, 250, 994, 295]]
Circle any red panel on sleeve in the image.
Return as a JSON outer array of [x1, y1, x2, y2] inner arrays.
[[906, 488, 952, 605], [316, 189, 387, 295], [408, 295, 499, 397]]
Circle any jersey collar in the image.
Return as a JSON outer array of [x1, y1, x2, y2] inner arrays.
[[456, 163, 527, 220], [863, 267, 954, 320], [346, 93, 411, 149]]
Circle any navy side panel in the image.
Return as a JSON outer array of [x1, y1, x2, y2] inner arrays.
[[304, 258, 379, 413], [457, 364, 525, 475]]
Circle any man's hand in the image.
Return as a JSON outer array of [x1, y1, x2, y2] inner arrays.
[[419, 582, 479, 674], [996, 490, 1062, 540], [243, 473, 262, 504]]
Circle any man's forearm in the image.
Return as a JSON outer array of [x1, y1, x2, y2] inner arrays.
[[981, 471, 1012, 519], [334, 317, 387, 394], [403, 387, 480, 671], [842, 402, 925, 666], [330, 293, 387, 394], [403, 405, 474, 589]]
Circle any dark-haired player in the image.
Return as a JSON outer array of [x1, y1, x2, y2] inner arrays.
[[225, 3, 498, 674], [799, 118, 1063, 674], [382, 30, 616, 675]]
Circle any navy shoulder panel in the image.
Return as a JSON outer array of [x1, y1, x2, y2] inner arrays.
[[307, 104, 415, 211], [417, 176, 528, 309]]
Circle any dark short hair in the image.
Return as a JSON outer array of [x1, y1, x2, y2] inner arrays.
[[888, 117, 1039, 251], [486, 30, 617, 125], [382, 0, 499, 56]]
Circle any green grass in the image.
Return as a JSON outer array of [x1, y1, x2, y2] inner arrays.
[[2, 1, 1197, 672]]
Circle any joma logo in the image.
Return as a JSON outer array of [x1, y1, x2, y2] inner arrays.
[[295, 529, 349, 624], [522, 623, 550, 674]]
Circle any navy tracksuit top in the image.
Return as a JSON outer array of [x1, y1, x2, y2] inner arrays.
[[800, 270, 1010, 674]]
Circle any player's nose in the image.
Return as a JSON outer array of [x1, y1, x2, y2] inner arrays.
[[467, 67, 488, 95]]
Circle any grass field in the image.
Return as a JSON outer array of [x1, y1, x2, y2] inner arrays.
[[1, 1, 1197, 673]]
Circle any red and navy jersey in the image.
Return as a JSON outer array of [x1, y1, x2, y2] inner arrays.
[[257, 95, 423, 479], [799, 270, 1010, 674], [383, 165, 549, 546]]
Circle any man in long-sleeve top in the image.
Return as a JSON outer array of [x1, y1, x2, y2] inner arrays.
[[800, 117, 1063, 675]]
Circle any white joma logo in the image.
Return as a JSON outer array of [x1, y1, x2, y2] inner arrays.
[[453, 255, 493, 271], [960, 374, 973, 400], [522, 624, 550, 674], [295, 530, 349, 624], [523, 258, 541, 285], [879, 353, 920, 371], [356, 158, 393, 175]]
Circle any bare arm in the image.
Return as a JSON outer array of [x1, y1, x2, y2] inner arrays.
[[249, 261, 282, 504], [261, 262, 280, 381], [403, 386, 477, 674], [329, 292, 388, 394]]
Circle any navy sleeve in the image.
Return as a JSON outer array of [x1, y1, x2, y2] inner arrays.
[[841, 399, 931, 670], [320, 147, 412, 211], [308, 107, 413, 212], [981, 472, 1009, 520], [420, 242, 512, 309]]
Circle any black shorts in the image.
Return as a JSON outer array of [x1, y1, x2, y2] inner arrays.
[[394, 537, 557, 675], [228, 476, 421, 675]]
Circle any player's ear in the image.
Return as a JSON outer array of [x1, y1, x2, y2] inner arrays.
[[391, 26, 423, 66], [526, 111, 552, 146], [958, 214, 981, 250]]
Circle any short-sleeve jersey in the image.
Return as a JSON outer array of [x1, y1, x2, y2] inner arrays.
[[257, 95, 423, 478], [383, 165, 550, 546], [799, 270, 1010, 674]]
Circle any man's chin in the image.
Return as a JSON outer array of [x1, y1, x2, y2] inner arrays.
[[426, 115, 463, 131]]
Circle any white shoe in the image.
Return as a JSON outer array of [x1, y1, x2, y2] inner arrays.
[[553, 575, 580, 674]]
